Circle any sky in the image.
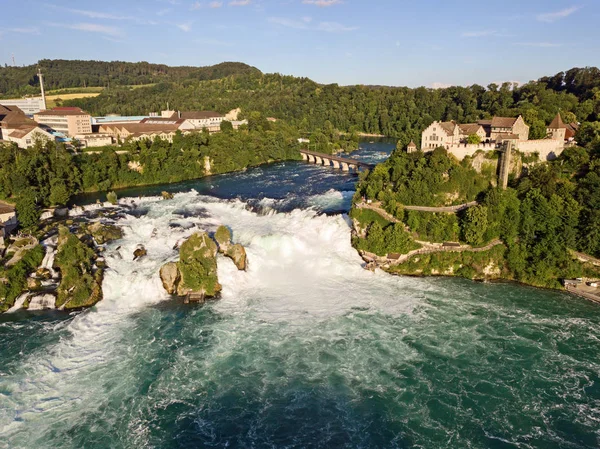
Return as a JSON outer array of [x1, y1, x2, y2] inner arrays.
[[0, 0, 599, 88]]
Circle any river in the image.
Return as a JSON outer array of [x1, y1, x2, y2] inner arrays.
[[1, 140, 599, 448]]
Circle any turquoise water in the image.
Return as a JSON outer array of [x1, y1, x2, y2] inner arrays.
[[1, 142, 599, 448]]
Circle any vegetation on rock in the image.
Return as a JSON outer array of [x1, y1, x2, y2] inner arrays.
[[87, 222, 123, 245], [54, 226, 103, 309], [0, 245, 45, 312]]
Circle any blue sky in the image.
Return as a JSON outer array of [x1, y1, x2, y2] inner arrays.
[[0, 0, 598, 87]]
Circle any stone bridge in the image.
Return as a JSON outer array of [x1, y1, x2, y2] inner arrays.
[[299, 150, 375, 172]]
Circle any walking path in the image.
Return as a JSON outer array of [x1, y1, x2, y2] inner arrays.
[[356, 200, 477, 217], [5, 236, 39, 267], [354, 201, 503, 265], [570, 250, 600, 267]]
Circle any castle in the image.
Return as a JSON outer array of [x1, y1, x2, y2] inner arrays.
[[416, 113, 576, 161]]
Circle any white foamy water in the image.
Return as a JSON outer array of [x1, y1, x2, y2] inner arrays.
[[4, 191, 598, 449], [0, 191, 430, 447]]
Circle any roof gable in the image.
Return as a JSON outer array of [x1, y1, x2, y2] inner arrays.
[[491, 117, 518, 128]]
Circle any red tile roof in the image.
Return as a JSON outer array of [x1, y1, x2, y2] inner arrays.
[[491, 117, 518, 128], [36, 107, 90, 117]]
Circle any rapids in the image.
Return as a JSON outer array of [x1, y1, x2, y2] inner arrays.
[[1, 142, 599, 448]]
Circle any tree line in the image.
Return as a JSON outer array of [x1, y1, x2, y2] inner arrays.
[[0, 60, 261, 97], [0, 122, 302, 228]]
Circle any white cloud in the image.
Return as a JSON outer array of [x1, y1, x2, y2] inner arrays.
[[536, 6, 580, 23], [209, 1, 223, 7], [156, 8, 172, 15], [317, 21, 357, 32], [302, 0, 343, 6], [268, 17, 310, 29], [515, 42, 562, 48], [229, 0, 251, 5], [431, 82, 452, 89], [177, 22, 193, 31], [46, 4, 157, 25], [48, 22, 124, 37], [6, 27, 41, 34]]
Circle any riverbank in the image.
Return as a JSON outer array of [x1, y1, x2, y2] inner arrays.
[[350, 203, 600, 300]]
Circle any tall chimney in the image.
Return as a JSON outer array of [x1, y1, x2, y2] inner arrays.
[[38, 68, 47, 110]]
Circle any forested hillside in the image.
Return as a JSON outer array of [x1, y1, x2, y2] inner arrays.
[[352, 137, 600, 288], [0, 60, 261, 97], [63, 66, 600, 147]]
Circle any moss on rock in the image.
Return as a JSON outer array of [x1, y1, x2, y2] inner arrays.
[[176, 232, 222, 299], [226, 243, 247, 271], [214, 225, 232, 252], [88, 222, 123, 245], [54, 226, 103, 309]]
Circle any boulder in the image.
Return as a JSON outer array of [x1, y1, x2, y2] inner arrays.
[[88, 222, 123, 245], [27, 277, 42, 290], [133, 245, 147, 260], [226, 244, 247, 271], [160, 262, 180, 295], [176, 232, 221, 298], [214, 225, 232, 253]]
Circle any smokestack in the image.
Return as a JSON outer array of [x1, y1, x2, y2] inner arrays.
[[38, 68, 47, 110]]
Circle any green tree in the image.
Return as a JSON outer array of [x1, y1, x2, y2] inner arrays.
[[220, 120, 234, 134], [467, 134, 481, 144], [16, 188, 40, 230], [49, 180, 70, 206], [462, 205, 488, 245], [106, 191, 118, 205]]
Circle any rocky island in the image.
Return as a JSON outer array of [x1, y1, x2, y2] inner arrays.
[[160, 225, 247, 303]]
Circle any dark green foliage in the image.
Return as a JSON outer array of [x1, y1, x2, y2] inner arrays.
[[405, 211, 459, 242], [15, 189, 40, 230], [356, 148, 492, 207], [349, 207, 392, 229], [54, 227, 100, 309], [48, 66, 598, 147], [0, 60, 261, 97], [0, 245, 45, 312], [0, 123, 302, 229], [461, 205, 488, 245], [354, 222, 420, 257]]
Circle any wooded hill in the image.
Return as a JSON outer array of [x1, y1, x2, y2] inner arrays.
[[0, 60, 261, 97], [58, 65, 600, 147]]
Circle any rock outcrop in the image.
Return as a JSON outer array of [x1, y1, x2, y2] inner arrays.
[[214, 226, 232, 252], [88, 222, 123, 245], [159, 232, 222, 303], [226, 244, 247, 271], [160, 262, 180, 295], [133, 245, 147, 260], [214, 225, 247, 271]]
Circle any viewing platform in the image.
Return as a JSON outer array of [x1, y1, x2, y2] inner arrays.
[[299, 149, 375, 172]]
